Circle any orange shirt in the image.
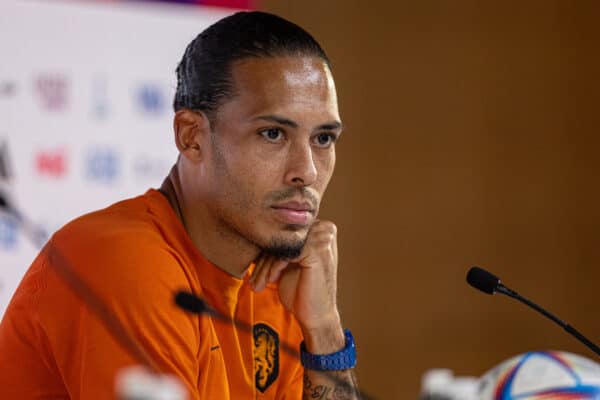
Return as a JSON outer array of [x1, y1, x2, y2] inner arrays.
[[0, 189, 304, 399]]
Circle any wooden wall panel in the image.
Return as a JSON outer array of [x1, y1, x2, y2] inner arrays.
[[261, 2, 600, 398]]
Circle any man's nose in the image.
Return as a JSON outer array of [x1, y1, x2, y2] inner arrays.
[[284, 141, 317, 187]]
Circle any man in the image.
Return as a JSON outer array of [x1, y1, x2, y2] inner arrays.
[[0, 11, 358, 399]]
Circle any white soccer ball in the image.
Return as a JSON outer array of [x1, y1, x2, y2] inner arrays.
[[477, 351, 600, 399]]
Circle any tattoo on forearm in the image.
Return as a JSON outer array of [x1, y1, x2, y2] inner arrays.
[[303, 372, 359, 400]]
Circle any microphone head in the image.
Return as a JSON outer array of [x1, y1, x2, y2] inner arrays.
[[0, 193, 7, 209], [467, 266, 500, 295], [174, 291, 210, 314]]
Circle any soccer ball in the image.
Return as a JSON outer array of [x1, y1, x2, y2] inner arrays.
[[477, 351, 600, 399]]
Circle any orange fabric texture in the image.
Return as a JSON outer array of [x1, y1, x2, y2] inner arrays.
[[0, 189, 304, 399]]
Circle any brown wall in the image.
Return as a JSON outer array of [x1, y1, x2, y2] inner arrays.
[[262, 1, 600, 398]]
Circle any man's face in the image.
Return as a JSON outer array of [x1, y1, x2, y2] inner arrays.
[[201, 56, 341, 257]]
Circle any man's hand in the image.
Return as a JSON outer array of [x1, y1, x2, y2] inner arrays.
[[250, 220, 344, 352], [250, 221, 360, 399]]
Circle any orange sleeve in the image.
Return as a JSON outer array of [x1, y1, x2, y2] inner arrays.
[[37, 230, 201, 400]]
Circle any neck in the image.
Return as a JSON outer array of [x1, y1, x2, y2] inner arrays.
[[159, 166, 259, 278]]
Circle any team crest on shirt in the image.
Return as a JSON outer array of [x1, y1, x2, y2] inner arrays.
[[253, 323, 279, 392]]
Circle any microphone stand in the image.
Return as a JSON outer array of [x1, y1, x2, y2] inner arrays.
[[467, 266, 600, 359], [495, 284, 600, 357]]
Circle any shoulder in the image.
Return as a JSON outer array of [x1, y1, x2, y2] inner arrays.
[[56, 194, 160, 248], [4, 192, 199, 366], [47, 194, 191, 298]]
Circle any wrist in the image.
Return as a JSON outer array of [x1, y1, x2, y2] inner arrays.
[[300, 314, 344, 354], [300, 329, 357, 371]]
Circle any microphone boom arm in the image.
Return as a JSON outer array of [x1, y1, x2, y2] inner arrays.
[[496, 284, 600, 357]]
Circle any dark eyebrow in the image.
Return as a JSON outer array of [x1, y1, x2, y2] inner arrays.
[[252, 115, 343, 131], [317, 121, 343, 131], [253, 115, 298, 128]]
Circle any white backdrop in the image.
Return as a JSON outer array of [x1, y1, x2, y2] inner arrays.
[[0, 0, 236, 316]]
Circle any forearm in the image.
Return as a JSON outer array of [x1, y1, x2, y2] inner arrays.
[[301, 321, 360, 400], [303, 368, 360, 400]]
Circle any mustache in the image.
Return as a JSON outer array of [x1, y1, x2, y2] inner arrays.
[[267, 187, 319, 209]]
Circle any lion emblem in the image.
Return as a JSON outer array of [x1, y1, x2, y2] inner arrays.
[[253, 323, 279, 392]]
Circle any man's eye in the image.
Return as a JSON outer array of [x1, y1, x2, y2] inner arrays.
[[260, 128, 283, 142], [313, 133, 337, 147]]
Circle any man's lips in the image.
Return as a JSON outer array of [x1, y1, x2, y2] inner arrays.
[[270, 201, 315, 225], [272, 201, 314, 212]]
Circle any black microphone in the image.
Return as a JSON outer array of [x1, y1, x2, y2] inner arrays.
[[0, 192, 8, 210], [174, 291, 213, 316], [466, 266, 600, 358], [466, 266, 500, 295]]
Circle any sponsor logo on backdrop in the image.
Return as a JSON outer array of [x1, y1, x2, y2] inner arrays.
[[0, 81, 17, 98], [135, 84, 166, 116], [133, 156, 171, 180], [86, 147, 120, 184], [35, 148, 68, 178], [35, 74, 69, 111], [0, 215, 18, 250], [91, 76, 109, 120]]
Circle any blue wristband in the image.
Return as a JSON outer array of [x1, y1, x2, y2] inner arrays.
[[300, 329, 356, 371]]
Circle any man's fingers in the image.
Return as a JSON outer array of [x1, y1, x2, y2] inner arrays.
[[248, 255, 262, 284], [267, 259, 289, 283], [251, 254, 273, 292], [250, 254, 269, 286]]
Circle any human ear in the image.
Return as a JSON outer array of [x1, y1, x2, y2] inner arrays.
[[173, 109, 211, 163]]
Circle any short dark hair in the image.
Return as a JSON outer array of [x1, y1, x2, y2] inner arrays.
[[173, 11, 330, 119]]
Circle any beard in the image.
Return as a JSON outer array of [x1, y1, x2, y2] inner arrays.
[[261, 232, 306, 259]]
